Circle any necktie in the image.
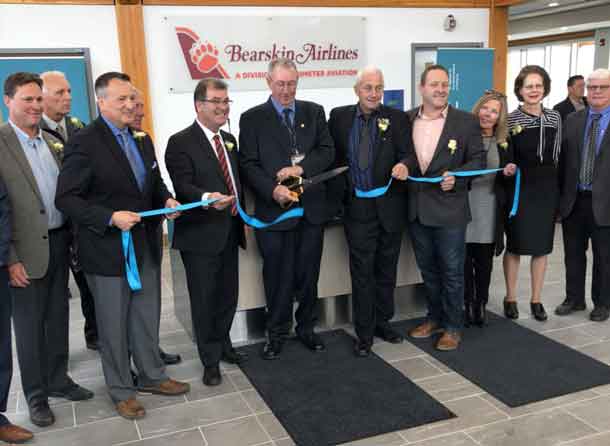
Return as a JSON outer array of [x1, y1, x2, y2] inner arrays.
[[580, 114, 602, 187], [282, 108, 296, 149], [358, 115, 370, 170], [213, 135, 237, 216], [119, 130, 146, 191], [57, 124, 67, 142]]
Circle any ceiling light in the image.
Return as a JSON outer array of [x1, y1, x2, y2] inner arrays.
[[548, 2, 559, 6]]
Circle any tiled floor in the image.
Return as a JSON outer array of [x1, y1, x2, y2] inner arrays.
[[6, 226, 610, 445]]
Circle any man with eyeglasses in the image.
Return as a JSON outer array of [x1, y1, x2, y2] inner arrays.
[[166, 78, 247, 386], [239, 57, 335, 360], [558, 68, 610, 322]]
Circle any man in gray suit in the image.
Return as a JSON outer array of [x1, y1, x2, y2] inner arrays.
[[0, 72, 93, 427]]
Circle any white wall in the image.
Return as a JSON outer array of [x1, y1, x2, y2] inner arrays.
[[143, 6, 489, 189], [0, 5, 122, 81]]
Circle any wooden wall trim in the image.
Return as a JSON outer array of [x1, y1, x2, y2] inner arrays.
[[115, 2, 155, 140], [489, 4, 508, 93], [0, 0, 113, 4], [143, 0, 495, 7], [509, 31, 596, 48]]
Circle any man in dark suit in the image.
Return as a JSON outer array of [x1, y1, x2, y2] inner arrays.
[[56, 72, 190, 420], [239, 58, 335, 359], [553, 75, 588, 122], [166, 78, 247, 386], [328, 66, 411, 357], [556, 68, 610, 321], [404, 65, 485, 351], [39, 70, 99, 351], [0, 72, 94, 427], [0, 176, 34, 443]]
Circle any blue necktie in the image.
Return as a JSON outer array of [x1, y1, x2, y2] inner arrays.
[[119, 130, 146, 191]]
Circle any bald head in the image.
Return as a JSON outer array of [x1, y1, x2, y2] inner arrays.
[[40, 71, 71, 122]]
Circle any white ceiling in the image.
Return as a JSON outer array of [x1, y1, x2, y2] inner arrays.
[[509, 0, 610, 18]]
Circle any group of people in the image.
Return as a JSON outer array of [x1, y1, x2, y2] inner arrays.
[[0, 57, 608, 443]]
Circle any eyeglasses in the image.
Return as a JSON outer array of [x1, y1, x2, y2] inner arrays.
[[484, 89, 507, 98], [201, 98, 233, 106], [586, 85, 610, 92]]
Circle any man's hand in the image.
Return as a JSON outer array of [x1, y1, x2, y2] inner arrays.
[[503, 163, 517, 177], [8, 262, 30, 288], [164, 198, 181, 220], [391, 162, 409, 181], [441, 171, 456, 192], [111, 211, 141, 231], [207, 192, 234, 211], [276, 166, 303, 183], [273, 185, 299, 206]]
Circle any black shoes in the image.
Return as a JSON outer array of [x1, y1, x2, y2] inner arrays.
[[354, 340, 372, 357], [472, 303, 488, 327], [555, 298, 586, 316], [86, 338, 99, 351], [221, 348, 248, 365], [262, 340, 283, 360], [297, 332, 325, 352], [28, 400, 55, 427], [48, 383, 94, 401], [374, 325, 404, 344], [464, 303, 473, 327], [160, 349, 182, 365], [531, 302, 548, 321], [203, 366, 222, 386], [503, 299, 519, 319], [590, 306, 610, 322]]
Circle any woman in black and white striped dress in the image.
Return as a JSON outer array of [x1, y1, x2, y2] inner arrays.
[[503, 65, 561, 322]]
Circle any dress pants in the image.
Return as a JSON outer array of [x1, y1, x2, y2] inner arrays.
[[344, 198, 402, 344], [408, 221, 466, 332], [11, 227, 72, 406], [180, 219, 239, 367], [0, 267, 12, 426], [69, 228, 97, 343], [464, 243, 495, 306], [562, 192, 610, 308], [86, 239, 167, 403], [255, 219, 324, 340]]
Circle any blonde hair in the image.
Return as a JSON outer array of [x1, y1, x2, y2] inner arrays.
[[471, 92, 508, 143]]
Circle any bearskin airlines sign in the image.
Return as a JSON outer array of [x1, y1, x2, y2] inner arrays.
[[167, 16, 366, 92]]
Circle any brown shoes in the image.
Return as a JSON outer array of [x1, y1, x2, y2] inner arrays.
[[0, 423, 34, 444], [436, 331, 461, 351], [116, 398, 146, 420], [138, 378, 190, 396], [409, 321, 444, 339]]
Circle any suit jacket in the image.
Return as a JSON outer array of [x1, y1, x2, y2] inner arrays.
[[327, 104, 412, 233], [0, 123, 63, 278], [553, 97, 588, 123], [239, 98, 335, 230], [0, 176, 10, 267], [55, 117, 172, 276], [165, 122, 245, 255], [559, 108, 610, 226], [404, 105, 485, 227]]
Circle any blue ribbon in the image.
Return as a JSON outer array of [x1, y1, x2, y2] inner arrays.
[[355, 168, 521, 218]]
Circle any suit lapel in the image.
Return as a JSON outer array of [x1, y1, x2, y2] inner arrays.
[[264, 100, 292, 156], [574, 111, 588, 172], [41, 132, 63, 168], [190, 122, 225, 184], [373, 106, 390, 166], [221, 130, 240, 189]]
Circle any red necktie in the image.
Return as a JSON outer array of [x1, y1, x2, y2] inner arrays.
[[212, 135, 237, 216]]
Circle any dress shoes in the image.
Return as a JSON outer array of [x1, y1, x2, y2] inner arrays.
[[503, 299, 519, 319], [115, 398, 146, 420], [436, 331, 461, 351], [297, 331, 325, 352], [354, 340, 372, 357], [409, 321, 443, 339], [160, 349, 182, 365], [203, 366, 222, 386], [262, 340, 283, 360], [221, 348, 248, 365], [28, 400, 54, 427], [374, 325, 404, 344], [138, 378, 190, 396], [530, 302, 548, 321], [472, 303, 488, 327], [85, 338, 99, 351], [590, 306, 610, 322], [464, 303, 473, 327], [48, 383, 94, 401], [0, 423, 34, 444], [555, 298, 586, 316]]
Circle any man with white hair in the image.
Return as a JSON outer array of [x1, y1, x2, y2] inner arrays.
[[557, 68, 610, 321], [327, 66, 411, 357]]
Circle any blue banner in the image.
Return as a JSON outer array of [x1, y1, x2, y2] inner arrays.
[[383, 89, 404, 111]]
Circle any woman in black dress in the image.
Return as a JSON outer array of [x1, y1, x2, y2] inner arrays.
[[503, 65, 561, 322]]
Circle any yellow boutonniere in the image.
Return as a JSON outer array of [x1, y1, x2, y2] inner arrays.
[[225, 141, 235, 152], [50, 141, 64, 154], [133, 131, 147, 140], [499, 141, 509, 150], [377, 118, 390, 133], [448, 139, 458, 155], [70, 116, 84, 129], [511, 125, 523, 136]]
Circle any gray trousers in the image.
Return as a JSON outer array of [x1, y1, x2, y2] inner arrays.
[[86, 242, 167, 402]]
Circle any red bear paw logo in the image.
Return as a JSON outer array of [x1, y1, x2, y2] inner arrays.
[[190, 41, 220, 74]]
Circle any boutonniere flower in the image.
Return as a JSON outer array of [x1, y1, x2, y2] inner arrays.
[[377, 118, 390, 133], [50, 141, 64, 154], [70, 116, 84, 129], [448, 139, 458, 155], [499, 141, 509, 150], [224, 141, 235, 152], [511, 125, 523, 136], [133, 131, 147, 140]]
